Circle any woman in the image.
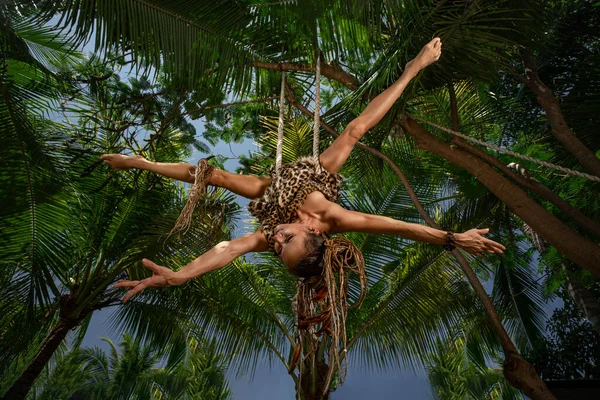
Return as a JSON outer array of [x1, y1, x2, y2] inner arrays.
[[103, 37, 505, 304]]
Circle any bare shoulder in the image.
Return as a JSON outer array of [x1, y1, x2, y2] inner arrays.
[[301, 192, 350, 232]]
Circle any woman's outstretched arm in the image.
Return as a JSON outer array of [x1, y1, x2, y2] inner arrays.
[[115, 230, 269, 303], [327, 205, 505, 256]]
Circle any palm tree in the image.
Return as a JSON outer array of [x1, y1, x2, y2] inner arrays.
[[0, 6, 240, 398], [427, 335, 523, 400], [25, 333, 232, 399], [1, 149, 238, 400], [6, 0, 598, 398]]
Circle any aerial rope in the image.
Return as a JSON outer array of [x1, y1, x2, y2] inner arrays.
[[275, 69, 286, 172], [313, 51, 321, 158], [409, 114, 600, 183], [275, 50, 365, 394]]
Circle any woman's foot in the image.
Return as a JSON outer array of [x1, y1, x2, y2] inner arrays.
[[406, 37, 443, 72], [100, 154, 145, 170]]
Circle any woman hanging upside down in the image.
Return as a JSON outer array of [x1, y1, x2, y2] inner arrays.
[[103, 37, 505, 305]]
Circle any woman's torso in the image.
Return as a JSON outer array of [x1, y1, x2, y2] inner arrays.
[[247, 157, 342, 252]]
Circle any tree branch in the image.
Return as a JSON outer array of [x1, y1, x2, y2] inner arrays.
[[451, 135, 600, 239], [519, 48, 600, 178], [253, 60, 359, 90], [401, 115, 600, 277]]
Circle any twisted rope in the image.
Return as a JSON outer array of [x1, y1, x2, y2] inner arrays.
[[409, 114, 600, 183], [275, 70, 286, 172], [313, 52, 321, 158], [168, 159, 214, 236]]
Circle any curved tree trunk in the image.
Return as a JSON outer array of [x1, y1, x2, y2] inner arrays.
[[287, 93, 557, 399], [447, 81, 600, 240], [520, 50, 600, 179], [401, 116, 600, 277], [446, 84, 556, 397], [1, 318, 78, 400], [453, 136, 600, 239]]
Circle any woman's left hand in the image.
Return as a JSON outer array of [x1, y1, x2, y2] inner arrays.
[[455, 228, 505, 256]]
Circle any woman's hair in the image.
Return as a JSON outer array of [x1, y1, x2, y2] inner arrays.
[[289, 233, 367, 391], [290, 232, 326, 277]]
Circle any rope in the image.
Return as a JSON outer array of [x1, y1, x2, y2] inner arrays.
[[313, 51, 321, 158], [409, 114, 600, 183], [275, 70, 286, 172]]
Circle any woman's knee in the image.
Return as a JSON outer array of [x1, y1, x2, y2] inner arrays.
[[344, 121, 367, 143]]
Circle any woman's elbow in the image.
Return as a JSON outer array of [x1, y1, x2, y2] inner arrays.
[[215, 240, 234, 256]]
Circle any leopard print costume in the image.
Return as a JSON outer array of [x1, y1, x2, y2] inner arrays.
[[248, 157, 342, 253]]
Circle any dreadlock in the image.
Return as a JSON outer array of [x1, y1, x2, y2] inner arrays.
[[290, 234, 367, 396]]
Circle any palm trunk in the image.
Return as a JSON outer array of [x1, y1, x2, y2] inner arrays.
[[287, 93, 556, 399], [401, 116, 600, 277], [450, 251, 556, 399], [454, 136, 600, 239], [520, 50, 600, 178], [1, 318, 78, 400], [295, 339, 330, 400], [299, 359, 329, 400]]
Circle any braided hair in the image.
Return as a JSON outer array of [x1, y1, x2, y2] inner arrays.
[[290, 233, 367, 394]]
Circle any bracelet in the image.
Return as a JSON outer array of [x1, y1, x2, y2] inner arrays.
[[443, 229, 456, 251]]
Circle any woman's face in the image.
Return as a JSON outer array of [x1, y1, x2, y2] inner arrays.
[[273, 223, 313, 268]]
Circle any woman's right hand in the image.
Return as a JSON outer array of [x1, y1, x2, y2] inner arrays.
[[455, 228, 506, 256], [114, 259, 186, 303]]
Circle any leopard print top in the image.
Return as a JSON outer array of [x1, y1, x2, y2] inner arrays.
[[248, 157, 342, 253]]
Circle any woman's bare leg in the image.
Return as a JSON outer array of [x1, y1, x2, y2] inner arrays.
[[319, 37, 442, 173], [101, 154, 270, 199]]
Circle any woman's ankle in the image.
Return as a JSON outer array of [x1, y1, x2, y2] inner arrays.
[[207, 165, 221, 186]]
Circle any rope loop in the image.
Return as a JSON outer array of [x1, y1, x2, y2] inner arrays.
[[313, 51, 321, 158], [275, 71, 286, 172]]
